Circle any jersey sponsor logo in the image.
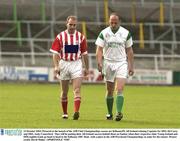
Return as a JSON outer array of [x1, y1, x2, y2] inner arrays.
[[107, 42, 123, 48], [65, 45, 79, 53]]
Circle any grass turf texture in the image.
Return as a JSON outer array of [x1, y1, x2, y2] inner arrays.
[[0, 83, 180, 128]]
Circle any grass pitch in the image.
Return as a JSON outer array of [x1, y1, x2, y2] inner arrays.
[[0, 83, 180, 128]]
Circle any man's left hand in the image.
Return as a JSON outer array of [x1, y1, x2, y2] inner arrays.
[[84, 69, 89, 77], [129, 70, 134, 76]]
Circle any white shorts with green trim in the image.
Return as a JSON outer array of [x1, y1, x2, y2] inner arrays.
[[103, 60, 128, 82]]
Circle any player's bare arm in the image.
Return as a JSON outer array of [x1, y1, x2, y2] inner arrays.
[[82, 54, 89, 76], [126, 47, 134, 76], [96, 46, 103, 72], [53, 54, 60, 77]]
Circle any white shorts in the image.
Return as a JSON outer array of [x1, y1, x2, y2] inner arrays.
[[59, 59, 83, 80], [103, 60, 128, 82]]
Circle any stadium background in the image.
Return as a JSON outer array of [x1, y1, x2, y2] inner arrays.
[[0, 0, 180, 128]]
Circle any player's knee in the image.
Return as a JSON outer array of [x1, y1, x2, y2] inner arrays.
[[116, 87, 124, 93], [106, 87, 114, 96], [61, 91, 68, 97], [73, 88, 80, 96]]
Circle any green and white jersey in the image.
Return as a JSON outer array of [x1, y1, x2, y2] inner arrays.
[[95, 26, 133, 62]]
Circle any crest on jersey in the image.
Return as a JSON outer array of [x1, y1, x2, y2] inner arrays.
[[118, 33, 122, 37], [105, 33, 110, 39], [65, 41, 68, 45]]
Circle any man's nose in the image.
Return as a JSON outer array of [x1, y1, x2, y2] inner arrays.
[[112, 23, 116, 27]]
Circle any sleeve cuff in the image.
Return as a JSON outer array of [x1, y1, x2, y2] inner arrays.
[[49, 49, 59, 54], [81, 51, 88, 55]]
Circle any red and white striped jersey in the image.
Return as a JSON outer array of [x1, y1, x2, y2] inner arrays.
[[50, 30, 88, 61]]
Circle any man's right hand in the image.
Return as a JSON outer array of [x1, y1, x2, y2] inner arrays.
[[54, 67, 60, 78], [98, 63, 104, 79], [98, 63, 102, 72]]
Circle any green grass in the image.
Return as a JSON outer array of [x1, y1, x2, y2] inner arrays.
[[0, 83, 180, 128]]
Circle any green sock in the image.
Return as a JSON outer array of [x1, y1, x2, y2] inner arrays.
[[116, 92, 124, 113], [106, 96, 114, 115]]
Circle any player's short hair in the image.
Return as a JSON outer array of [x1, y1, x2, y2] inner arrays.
[[110, 12, 120, 19], [66, 16, 77, 22]]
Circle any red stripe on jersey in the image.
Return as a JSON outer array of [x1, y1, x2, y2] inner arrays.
[[80, 34, 87, 54], [59, 33, 63, 59], [60, 50, 63, 59], [80, 34, 83, 55], [59, 33, 63, 49], [75, 32, 79, 60], [80, 34, 83, 42], [70, 34, 74, 61], [64, 32, 68, 60]]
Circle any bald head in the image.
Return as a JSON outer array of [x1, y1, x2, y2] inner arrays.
[[66, 15, 77, 34], [109, 13, 120, 31], [110, 13, 120, 20], [66, 16, 77, 23]]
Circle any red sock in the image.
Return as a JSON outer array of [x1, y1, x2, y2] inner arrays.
[[61, 97, 68, 114], [74, 97, 81, 112]]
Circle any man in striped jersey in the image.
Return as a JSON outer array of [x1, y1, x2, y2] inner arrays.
[[95, 13, 134, 121], [50, 16, 89, 120]]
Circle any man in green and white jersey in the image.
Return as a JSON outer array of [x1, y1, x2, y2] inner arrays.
[[95, 12, 134, 121]]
